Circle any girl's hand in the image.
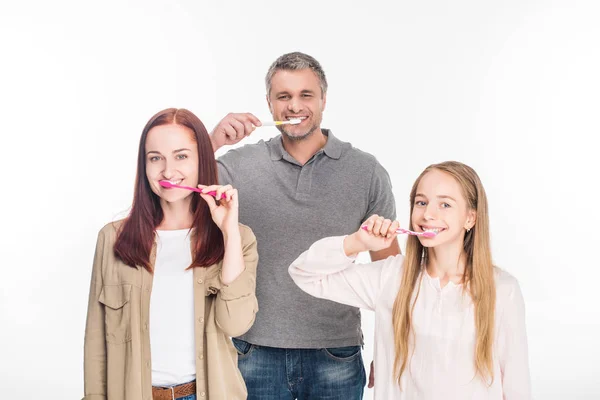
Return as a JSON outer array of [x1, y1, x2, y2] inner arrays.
[[344, 214, 400, 256]]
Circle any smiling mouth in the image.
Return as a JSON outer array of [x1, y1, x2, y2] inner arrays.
[[419, 226, 446, 234], [160, 179, 183, 188], [286, 116, 308, 123]]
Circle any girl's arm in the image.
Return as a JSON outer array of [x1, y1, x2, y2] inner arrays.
[[497, 277, 533, 399], [289, 215, 402, 310]]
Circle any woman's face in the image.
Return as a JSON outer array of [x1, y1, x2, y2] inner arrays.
[[145, 123, 199, 204]]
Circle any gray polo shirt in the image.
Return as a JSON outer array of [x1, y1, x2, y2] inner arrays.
[[217, 129, 396, 348]]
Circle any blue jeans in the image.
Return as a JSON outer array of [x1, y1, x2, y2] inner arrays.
[[233, 338, 366, 400]]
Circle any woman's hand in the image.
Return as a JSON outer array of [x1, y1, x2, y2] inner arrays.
[[198, 184, 239, 235]]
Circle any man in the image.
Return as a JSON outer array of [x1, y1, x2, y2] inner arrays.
[[209, 52, 399, 399]]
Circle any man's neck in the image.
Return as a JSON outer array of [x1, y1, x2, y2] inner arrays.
[[281, 128, 328, 165]]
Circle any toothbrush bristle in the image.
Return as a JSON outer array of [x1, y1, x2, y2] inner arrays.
[[422, 231, 437, 238], [289, 118, 301, 125], [159, 180, 173, 188]]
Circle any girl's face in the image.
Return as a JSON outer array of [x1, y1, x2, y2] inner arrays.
[[145, 123, 199, 204], [411, 169, 475, 248]]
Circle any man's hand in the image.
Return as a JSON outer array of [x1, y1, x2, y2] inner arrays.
[[209, 112, 262, 152], [368, 361, 374, 388]]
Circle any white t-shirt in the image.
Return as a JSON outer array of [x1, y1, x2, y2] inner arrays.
[[150, 229, 196, 386]]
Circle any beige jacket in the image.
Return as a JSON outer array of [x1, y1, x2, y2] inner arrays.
[[83, 220, 258, 400]]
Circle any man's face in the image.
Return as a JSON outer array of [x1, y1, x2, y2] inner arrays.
[[267, 68, 327, 141]]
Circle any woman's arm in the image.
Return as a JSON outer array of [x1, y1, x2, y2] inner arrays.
[[199, 184, 259, 337], [83, 229, 107, 400], [214, 224, 258, 337]]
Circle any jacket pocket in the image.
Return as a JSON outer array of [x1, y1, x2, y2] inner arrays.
[[98, 284, 132, 344]]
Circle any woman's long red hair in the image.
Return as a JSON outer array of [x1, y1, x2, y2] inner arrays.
[[113, 108, 224, 272]]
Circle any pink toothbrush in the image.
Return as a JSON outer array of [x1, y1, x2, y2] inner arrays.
[[159, 181, 227, 199], [361, 225, 437, 238]]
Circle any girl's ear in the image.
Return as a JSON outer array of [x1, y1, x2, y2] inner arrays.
[[465, 209, 476, 230]]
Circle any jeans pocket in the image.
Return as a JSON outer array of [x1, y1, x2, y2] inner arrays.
[[322, 345, 362, 362], [98, 284, 132, 344], [232, 338, 255, 359]]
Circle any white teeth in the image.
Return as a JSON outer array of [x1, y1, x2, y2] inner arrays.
[[169, 180, 182, 185], [287, 116, 307, 120], [423, 227, 442, 233]]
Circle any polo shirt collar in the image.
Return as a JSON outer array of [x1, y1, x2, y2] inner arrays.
[[267, 129, 342, 161]]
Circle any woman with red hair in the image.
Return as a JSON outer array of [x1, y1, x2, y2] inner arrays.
[[83, 108, 258, 400]]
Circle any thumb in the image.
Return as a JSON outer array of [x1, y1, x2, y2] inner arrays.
[[200, 193, 217, 211]]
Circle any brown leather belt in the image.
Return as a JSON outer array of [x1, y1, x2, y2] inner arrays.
[[152, 381, 196, 400]]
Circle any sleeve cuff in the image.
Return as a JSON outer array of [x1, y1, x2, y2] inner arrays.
[[340, 235, 358, 262], [219, 268, 253, 300]]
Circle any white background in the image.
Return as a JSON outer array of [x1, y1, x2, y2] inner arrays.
[[1, 0, 599, 398]]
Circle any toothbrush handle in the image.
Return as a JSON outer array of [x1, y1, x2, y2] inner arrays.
[[260, 120, 287, 126], [178, 185, 226, 199], [360, 225, 421, 236]]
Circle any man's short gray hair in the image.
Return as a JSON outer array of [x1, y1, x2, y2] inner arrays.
[[265, 52, 328, 97]]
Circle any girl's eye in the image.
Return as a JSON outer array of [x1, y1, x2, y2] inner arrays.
[[149, 156, 161, 162], [441, 202, 451, 208], [176, 154, 188, 160], [415, 200, 426, 206]]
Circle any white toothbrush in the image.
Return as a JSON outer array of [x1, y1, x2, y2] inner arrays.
[[261, 119, 302, 126]]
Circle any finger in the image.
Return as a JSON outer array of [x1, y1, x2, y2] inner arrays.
[[364, 214, 378, 234], [230, 188, 238, 206], [199, 193, 217, 211], [200, 184, 219, 199], [380, 218, 392, 237], [216, 184, 232, 200], [244, 112, 261, 127], [222, 188, 237, 204], [373, 216, 385, 236], [242, 119, 255, 136], [389, 220, 400, 238], [222, 125, 238, 141], [368, 361, 374, 388], [230, 119, 245, 140]]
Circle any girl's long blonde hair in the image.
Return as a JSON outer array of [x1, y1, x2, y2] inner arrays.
[[392, 161, 496, 385]]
